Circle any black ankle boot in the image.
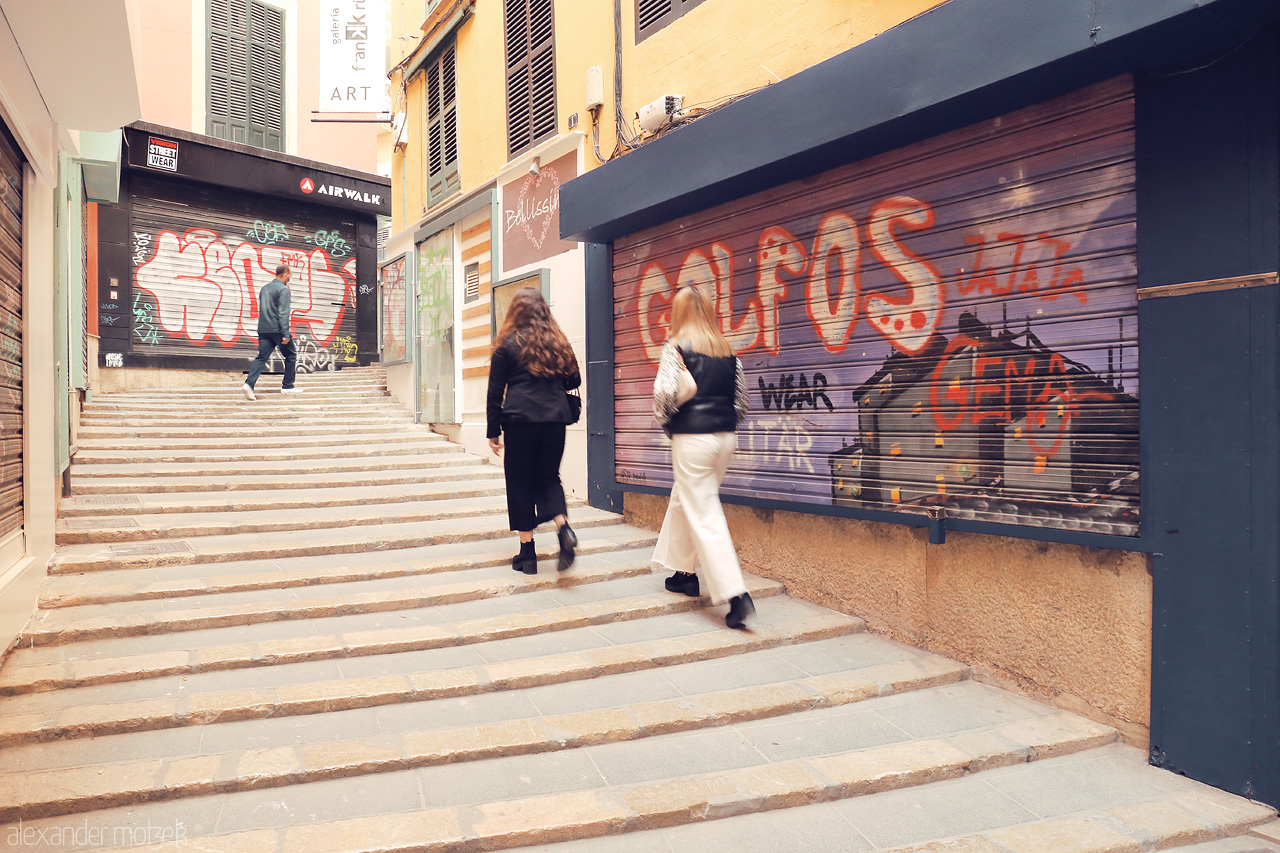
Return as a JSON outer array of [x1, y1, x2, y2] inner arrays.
[[513, 541, 537, 575], [725, 592, 755, 629], [557, 523, 577, 571], [664, 571, 700, 597]]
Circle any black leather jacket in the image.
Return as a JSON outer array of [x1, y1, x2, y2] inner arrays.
[[486, 338, 581, 438]]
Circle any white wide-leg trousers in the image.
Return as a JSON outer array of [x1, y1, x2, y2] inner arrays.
[[652, 432, 747, 605]]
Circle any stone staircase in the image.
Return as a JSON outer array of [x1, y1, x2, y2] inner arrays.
[[0, 366, 1276, 852]]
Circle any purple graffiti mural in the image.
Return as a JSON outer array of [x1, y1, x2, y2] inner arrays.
[[613, 77, 1139, 535]]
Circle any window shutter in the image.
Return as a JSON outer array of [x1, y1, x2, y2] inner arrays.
[[637, 0, 671, 32], [636, 0, 707, 41], [425, 42, 460, 208], [505, 0, 556, 158], [208, 0, 284, 152], [250, 1, 285, 152], [464, 263, 479, 304]]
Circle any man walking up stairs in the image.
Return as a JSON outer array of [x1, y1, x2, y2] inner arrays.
[[0, 367, 1275, 852]]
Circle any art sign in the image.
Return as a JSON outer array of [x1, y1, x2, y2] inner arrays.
[[612, 78, 1140, 536], [318, 0, 387, 113], [501, 151, 577, 272]]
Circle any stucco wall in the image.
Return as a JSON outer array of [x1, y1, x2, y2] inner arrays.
[[625, 491, 1153, 741]]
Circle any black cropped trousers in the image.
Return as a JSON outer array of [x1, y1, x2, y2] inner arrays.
[[501, 421, 567, 532]]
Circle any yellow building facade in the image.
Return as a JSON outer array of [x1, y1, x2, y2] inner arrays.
[[380, 0, 944, 497]]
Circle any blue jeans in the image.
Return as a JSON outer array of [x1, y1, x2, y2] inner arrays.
[[246, 333, 297, 389]]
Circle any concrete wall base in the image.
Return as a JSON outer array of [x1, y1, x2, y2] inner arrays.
[[96, 367, 250, 395], [624, 491, 1153, 741]]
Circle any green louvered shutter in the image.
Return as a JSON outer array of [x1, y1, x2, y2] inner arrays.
[[208, 0, 284, 152], [426, 42, 459, 208]]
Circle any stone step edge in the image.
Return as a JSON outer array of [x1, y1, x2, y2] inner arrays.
[[57, 481, 506, 519], [68, 466, 504, 496], [75, 431, 441, 448], [39, 528, 656, 610], [46, 509, 617, 573], [0, 600, 845, 748], [24, 555, 675, 647], [53, 495, 515, 545], [102, 711, 1123, 853], [70, 455, 473, 480], [11, 549, 714, 693], [883, 793, 1279, 853], [0, 654, 970, 824], [72, 445, 451, 466]]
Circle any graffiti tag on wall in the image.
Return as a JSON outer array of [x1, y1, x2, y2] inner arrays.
[[131, 227, 357, 358], [613, 78, 1139, 535], [380, 256, 408, 363]]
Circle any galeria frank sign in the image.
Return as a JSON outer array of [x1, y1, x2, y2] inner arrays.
[[612, 78, 1140, 536], [318, 0, 387, 113]]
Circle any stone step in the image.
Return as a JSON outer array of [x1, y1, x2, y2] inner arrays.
[[78, 422, 431, 440], [46, 505, 622, 572], [87, 710, 1121, 853], [39, 523, 654, 608], [73, 431, 444, 454], [67, 462, 503, 494], [56, 494, 514, 545], [23, 554, 686, 646], [0, 595, 843, 747], [79, 413, 417, 428], [0, 648, 971, 823], [9, 544, 701, 692], [72, 438, 451, 467], [511, 748, 1279, 853], [70, 450, 482, 480], [89, 391, 393, 407], [79, 403, 407, 420], [57, 477, 505, 518]]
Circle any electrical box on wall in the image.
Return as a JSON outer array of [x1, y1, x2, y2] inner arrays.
[[585, 66, 604, 111]]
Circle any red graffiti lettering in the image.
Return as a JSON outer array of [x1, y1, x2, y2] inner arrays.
[[865, 197, 944, 354], [805, 213, 860, 353], [134, 228, 355, 347]]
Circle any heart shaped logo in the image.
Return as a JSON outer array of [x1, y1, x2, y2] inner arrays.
[[517, 167, 559, 249]]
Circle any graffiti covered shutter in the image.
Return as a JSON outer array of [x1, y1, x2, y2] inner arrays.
[[613, 77, 1139, 536], [128, 175, 361, 370], [0, 124, 22, 538]]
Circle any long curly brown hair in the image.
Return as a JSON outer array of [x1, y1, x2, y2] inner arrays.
[[492, 287, 578, 377]]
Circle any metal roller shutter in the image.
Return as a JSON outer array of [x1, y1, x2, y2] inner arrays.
[[613, 76, 1139, 536], [0, 123, 23, 538], [127, 175, 360, 371]]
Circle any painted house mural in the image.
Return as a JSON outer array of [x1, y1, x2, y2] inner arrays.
[[613, 78, 1140, 535]]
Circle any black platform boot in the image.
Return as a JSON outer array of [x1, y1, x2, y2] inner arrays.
[[725, 592, 755, 629], [664, 571, 700, 597], [557, 523, 577, 571], [512, 540, 537, 574]]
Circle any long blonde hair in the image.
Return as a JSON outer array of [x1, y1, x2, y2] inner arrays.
[[669, 285, 733, 357]]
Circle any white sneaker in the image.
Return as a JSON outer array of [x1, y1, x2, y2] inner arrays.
[[281, 387, 304, 394], [241, 383, 256, 401]]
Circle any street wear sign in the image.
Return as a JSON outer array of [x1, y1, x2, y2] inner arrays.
[[146, 138, 178, 172], [318, 0, 387, 113]]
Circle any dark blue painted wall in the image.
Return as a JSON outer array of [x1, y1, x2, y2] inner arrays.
[[1138, 33, 1279, 805]]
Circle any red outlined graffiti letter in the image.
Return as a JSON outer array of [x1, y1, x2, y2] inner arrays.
[[866, 196, 944, 355], [805, 213, 860, 352]]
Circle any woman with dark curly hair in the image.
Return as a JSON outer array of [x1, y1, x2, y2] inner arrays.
[[486, 287, 581, 574]]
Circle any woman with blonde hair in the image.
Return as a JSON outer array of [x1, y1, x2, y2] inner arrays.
[[652, 284, 754, 628], [487, 287, 581, 574]]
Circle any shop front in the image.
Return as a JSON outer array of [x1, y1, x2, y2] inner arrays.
[[562, 0, 1280, 808], [98, 124, 388, 385]]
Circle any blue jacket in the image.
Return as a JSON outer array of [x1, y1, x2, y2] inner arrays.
[[257, 277, 292, 336]]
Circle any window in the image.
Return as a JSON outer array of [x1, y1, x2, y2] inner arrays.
[[636, 0, 709, 42], [505, 0, 556, 158], [208, 0, 285, 152], [426, 42, 460, 207], [464, 262, 480, 304]]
